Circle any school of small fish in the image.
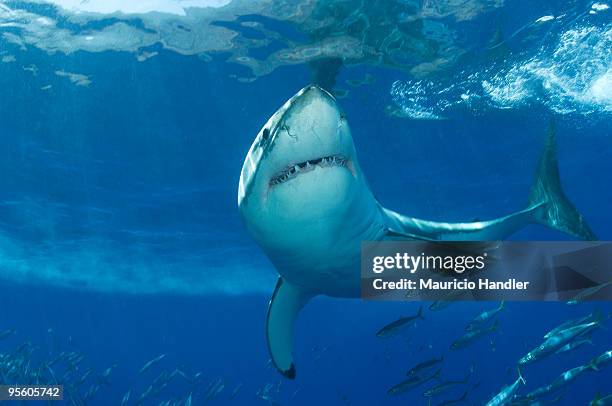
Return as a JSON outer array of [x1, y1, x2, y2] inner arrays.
[[0, 328, 246, 405], [1, 296, 609, 405], [378, 300, 610, 406]]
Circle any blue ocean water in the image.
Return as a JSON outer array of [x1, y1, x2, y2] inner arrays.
[[0, 0, 610, 404]]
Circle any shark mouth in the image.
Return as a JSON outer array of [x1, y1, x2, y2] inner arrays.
[[269, 155, 349, 186]]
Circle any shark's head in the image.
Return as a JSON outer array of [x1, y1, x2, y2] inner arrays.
[[238, 85, 365, 251]]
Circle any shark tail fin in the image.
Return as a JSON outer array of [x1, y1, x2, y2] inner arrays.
[[492, 318, 500, 331], [591, 393, 601, 405], [589, 310, 607, 330], [266, 278, 313, 379], [517, 366, 526, 385], [527, 120, 597, 240]]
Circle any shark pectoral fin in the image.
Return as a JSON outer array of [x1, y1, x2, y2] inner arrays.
[[266, 278, 312, 379]]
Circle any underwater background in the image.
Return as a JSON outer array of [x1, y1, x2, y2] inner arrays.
[[0, 0, 610, 404]]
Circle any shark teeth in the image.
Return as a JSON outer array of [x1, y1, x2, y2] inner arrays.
[[270, 155, 348, 186]]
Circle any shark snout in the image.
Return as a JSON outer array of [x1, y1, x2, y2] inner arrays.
[[276, 85, 345, 142], [263, 85, 356, 189], [285, 85, 339, 120], [297, 84, 336, 101]]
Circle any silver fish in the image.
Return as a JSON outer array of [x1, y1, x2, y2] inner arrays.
[[377, 306, 424, 338], [567, 280, 612, 304], [591, 393, 612, 406], [466, 301, 505, 331], [589, 350, 612, 371], [423, 372, 470, 397], [544, 311, 600, 339], [451, 320, 498, 350], [388, 368, 441, 396], [139, 354, 166, 374], [407, 355, 444, 376], [519, 319, 603, 365], [485, 369, 526, 406]]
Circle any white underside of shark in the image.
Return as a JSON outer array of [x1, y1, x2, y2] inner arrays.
[[237, 85, 595, 379]]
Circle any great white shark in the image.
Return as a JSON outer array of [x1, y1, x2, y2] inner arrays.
[[237, 85, 595, 379]]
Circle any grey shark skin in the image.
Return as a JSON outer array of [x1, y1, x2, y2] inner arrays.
[[237, 85, 596, 379]]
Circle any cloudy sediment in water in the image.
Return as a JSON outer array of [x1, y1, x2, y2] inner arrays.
[[0, 206, 275, 295]]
